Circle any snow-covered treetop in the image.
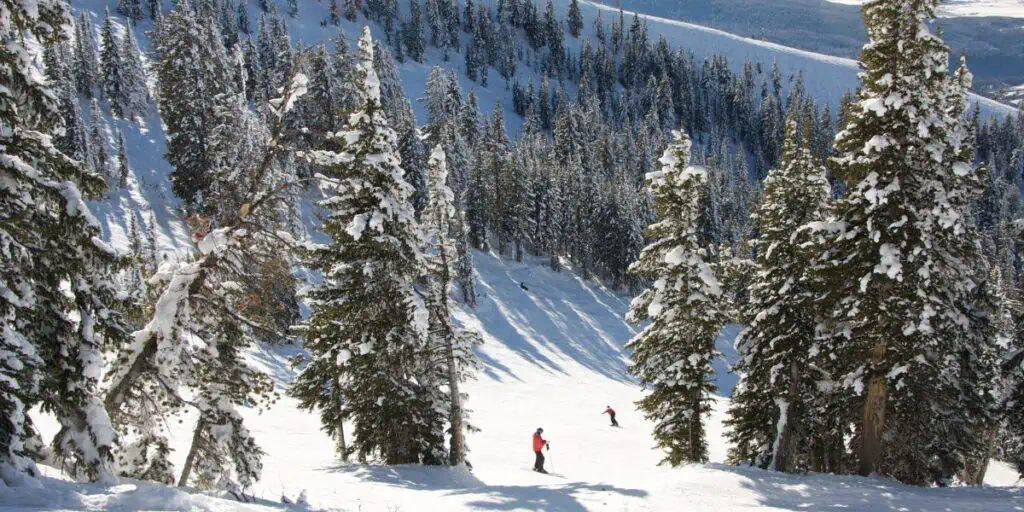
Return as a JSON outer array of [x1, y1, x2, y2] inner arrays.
[[358, 26, 381, 103], [1, 0, 72, 135]]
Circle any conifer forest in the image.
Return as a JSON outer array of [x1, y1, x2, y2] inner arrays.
[[3, 0, 1024, 509]]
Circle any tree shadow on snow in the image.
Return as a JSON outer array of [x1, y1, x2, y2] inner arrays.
[[323, 463, 648, 512], [708, 463, 1024, 512], [468, 252, 638, 384], [448, 481, 649, 512]]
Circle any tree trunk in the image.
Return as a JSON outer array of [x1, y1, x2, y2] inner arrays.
[[336, 415, 349, 462], [446, 333, 465, 465], [178, 418, 205, 487], [959, 427, 996, 486], [688, 391, 702, 462], [771, 360, 800, 472], [857, 340, 888, 477]]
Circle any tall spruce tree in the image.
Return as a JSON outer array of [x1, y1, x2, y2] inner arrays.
[[100, 8, 126, 118], [725, 113, 831, 472], [292, 28, 439, 465], [2, 0, 127, 484], [816, 0, 993, 484], [626, 129, 728, 466], [422, 146, 483, 465]]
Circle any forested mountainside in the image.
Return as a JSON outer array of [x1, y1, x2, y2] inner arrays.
[[3, 0, 1024, 509]]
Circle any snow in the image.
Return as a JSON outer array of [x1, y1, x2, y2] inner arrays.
[[17, 0, 1018, 509], [13, 251, 1023, 511], [826, 0, 1024, 18]]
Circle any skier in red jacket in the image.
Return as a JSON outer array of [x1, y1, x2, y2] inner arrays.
[[532, 428, 549, 473], [602, 406, 619, 427]]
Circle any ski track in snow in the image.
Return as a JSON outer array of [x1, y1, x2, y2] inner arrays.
[[5, 1, 1021, 510]]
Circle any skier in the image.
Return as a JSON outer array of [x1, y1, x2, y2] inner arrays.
[[532, 428, 549, 473], [602, 406, 619, 427], [520, 281, 529, 291]]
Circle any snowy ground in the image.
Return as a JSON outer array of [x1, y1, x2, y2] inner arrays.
[[6, 251, 1023, 511], [827, 0, 1024, 18]]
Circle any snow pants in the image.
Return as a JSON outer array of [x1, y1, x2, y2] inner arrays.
[[534, 450, 545, 471], [610, 413, 619, 427]]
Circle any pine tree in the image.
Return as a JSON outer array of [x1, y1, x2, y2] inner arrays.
[[118, 0, 144, 24], [120, 27, 150, 121], [567, 0, 583, 39], [816, 0, 994, 484], [626, 129, 728, 466], [154, 0, 234, 212], [100, 8, 127, 118], [2, 0, 127, 484], [116, 129, 131, 189], [74, 13, 101, 97], [287, 0, 299, 17], [88, 99, 110, 178], [104, 74, 308, 491], [725, 113, 831, 472], [292, 28, 438, 465], [343, 0, 359, 22], [238, 0, 251, 33], [422, 146, 483, 465], [405, 0, 427, 62]]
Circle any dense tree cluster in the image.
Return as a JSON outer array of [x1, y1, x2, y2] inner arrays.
[[4, 0, 1024, 497]]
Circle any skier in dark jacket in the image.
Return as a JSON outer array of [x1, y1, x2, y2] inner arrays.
[[532, 428, 549, 473], [602, 406, 619, 426]]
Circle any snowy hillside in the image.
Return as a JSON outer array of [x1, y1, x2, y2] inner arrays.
[[71, 0, 1018, 262], [6, 250, 1022, 510], [828, 0, 1024, 18]]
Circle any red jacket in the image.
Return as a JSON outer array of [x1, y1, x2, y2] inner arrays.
[[603, 407, 615, 416], [532, 432, 546, 452]]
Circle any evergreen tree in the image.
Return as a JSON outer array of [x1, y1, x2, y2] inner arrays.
[[343, 0, 359, 22], [100, 8, 126, 118], [116, 129, 131, 189], [1, 0, 127, 483], [405, 0, 427, 62], [626, 129, 727, 466], [120, 27, 150, 121], [238, 0, 251, 34], [816, 0, 994, 484], [74, 13, 101, 97], [287, 0, 299, 17], [292, 28, 439, 465], [422, 146, 483, 465], [153, 0, 234, 212], [725, 113, 831, 472], [118, 0, 144, 24], [88, 99, 110, 178], [567, 0, 583, 39]]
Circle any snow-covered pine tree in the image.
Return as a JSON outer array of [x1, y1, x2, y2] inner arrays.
[[816, 0, 994, 484], [100, 8, 127, 118], [88, 98, 110, 179], [116, 129, 131, 189], [153, 0, 234, 212], [105, 74, 308, 489], [73, 13, 101, 97], [724, 112, 831, 472], [567, 0, 583, 39], [422, 69, 477, 306], [1, 0, 128, 484], [626, 129, 728, 466], [118, 0, 144, 24], [292, 27, 437, 465], [405, 0, 427, 62], [120, 27, 150, 122], [422, 146, 483, 466]]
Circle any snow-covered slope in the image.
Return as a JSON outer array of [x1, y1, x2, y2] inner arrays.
[[828, 0, 1024, 18], [7, 250, 1022, 510]]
